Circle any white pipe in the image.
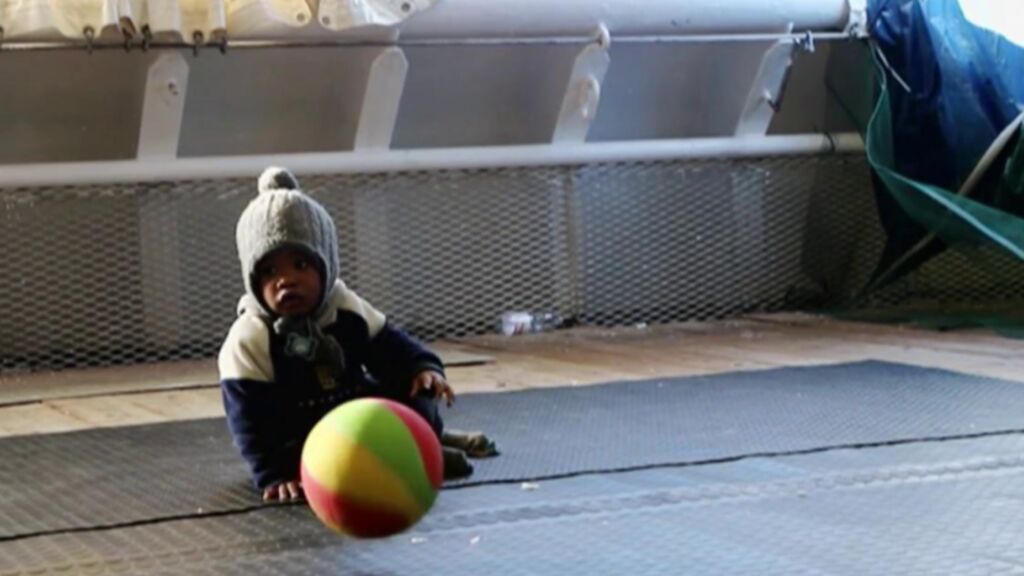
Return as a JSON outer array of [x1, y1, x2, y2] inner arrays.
[[0, 0, 854, 45], [0, 134, 863, 188], [0, 31, 858, 52], [399, 0, 853, 39]]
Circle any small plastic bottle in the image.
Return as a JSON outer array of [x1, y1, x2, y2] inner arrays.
[[500, 311, 564, 335], [530, 311, 563, 332]]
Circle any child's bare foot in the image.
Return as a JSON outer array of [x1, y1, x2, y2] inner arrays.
[[442, 430, 499, 458], [263, 480, 304, 503]]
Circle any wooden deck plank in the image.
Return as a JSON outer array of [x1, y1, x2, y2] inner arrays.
[[2, 315, 1022, 438]]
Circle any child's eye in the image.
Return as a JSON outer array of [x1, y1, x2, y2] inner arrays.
[[259, 266, 276, 279], [295, 259, 309, 270]]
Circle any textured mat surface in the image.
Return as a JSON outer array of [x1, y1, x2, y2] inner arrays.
[[6, 435, 1024, 575], [4, 361, 1024, 541]]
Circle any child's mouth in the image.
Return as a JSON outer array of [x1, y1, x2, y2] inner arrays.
[[277, 291, 306, 310]]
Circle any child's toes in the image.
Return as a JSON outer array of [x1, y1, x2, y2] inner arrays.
[[442, 430, 499, 458]]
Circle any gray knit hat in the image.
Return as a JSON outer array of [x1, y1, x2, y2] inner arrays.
[[236, 167, 339, 318]]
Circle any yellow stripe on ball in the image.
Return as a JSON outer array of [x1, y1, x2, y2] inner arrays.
[[302, 428, 424, 520]]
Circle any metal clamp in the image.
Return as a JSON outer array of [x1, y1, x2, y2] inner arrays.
[[795, 30, 815, 54], [122, 27, 134, 52], [192, 31, 204, 57], [141, 26, 153, 52], [83, 26, 95, 54]]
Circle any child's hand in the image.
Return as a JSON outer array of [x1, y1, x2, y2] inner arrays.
[[411, 370, 455, 407], [263, 480, 304, 503]]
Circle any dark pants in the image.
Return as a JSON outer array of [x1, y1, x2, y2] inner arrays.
[[373, 384, 444, 439]]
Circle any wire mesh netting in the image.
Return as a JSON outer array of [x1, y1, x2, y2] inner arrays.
[[0, 153, 977, 375]]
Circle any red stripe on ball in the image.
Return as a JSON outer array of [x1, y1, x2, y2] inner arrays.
[[337, 496, 416, 538], [385, 400, 444, 490]]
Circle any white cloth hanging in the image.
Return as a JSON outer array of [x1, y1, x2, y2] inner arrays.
[[311, 0, 435, 31], [226, 0, 311, 36], [1, 0, 118, 40], [1, 0, 429, 42], [116, 0, 225, 43]]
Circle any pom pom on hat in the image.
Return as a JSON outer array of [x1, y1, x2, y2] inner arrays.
[[258, 166, 300, 194]]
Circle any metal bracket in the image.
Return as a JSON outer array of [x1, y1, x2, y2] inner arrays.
[[734, 27, 797, 136], [552, 24, 611, 144], [137, 52, 190, 159], [354, 47, 409, 151]]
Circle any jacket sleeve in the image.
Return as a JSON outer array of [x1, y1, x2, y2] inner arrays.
[[365, 321, 446, 390], [218, 315, 298, 490], [331, 284, 446, 388]]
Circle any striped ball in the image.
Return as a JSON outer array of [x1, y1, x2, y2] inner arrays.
[[300, 398, 443, 538]]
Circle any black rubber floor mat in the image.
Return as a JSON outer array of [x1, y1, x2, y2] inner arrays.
[[4, 361, 1024, 540], [7, 436, 1024, 575]]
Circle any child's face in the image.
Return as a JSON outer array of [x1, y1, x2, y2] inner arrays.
[[256, 248, 323, 317]]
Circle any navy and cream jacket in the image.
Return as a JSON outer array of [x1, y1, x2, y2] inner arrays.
[[218, 280, 444, 490]]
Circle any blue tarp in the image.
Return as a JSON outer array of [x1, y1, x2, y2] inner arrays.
[[864, 0, 1024, 290]]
